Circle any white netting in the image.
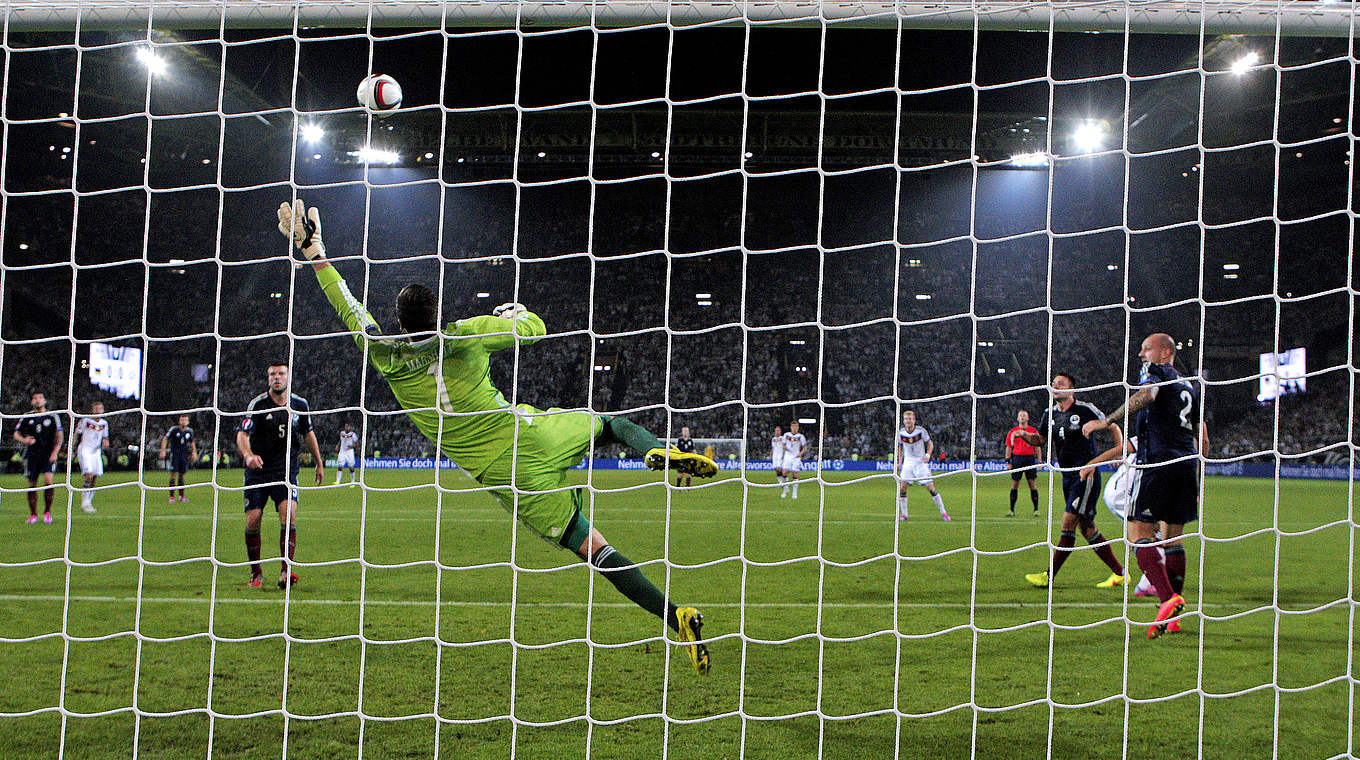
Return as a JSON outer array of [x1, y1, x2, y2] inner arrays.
[[0, 2, 1356, 758]]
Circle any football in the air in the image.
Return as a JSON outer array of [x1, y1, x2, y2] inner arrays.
[[357, 74, 402, 116]]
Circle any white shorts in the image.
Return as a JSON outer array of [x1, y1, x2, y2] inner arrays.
[[898, 461, 933, 484], [338, 450, 357, 469], [1103, 456, 1138, 521], [78, 449, 104, 477]]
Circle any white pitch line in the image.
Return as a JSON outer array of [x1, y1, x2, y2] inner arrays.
[[0, 594, 1239, 610]]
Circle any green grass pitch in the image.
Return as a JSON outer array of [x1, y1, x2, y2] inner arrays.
[[0, 467, 1354, 759]]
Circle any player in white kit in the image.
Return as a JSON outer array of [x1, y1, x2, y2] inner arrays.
[[779, 422, 808, 499], [73, 401, 110, 513], [894, 410, 949, 521], [336, 423, 359, 484], [770, 425, 787, 492]]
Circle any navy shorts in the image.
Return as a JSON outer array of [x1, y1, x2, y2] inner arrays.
[[1062, 470, 1101, 521], [170, 453, 190, 474], [1009, 454, 1037, 481], [1128, 459, 1199, 526], [244, 474, 299, 512], [24, 454, 55, 482]]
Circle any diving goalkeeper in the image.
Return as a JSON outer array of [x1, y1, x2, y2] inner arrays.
[[277, 200, 715, 675]]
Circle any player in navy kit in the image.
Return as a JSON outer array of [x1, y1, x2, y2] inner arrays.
[[1084, 333, 1208, 639], [237, 362, 324, 590], [1020, 373, 1126, 589], [160, 415, 198, 503], [13, 392, 63, 524]]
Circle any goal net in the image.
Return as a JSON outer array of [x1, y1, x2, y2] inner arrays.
[[0, 1, 1355, 758]]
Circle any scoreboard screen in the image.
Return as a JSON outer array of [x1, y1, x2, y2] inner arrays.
[[89, 342, 142, 400], [1258, 347, 1306, 402]]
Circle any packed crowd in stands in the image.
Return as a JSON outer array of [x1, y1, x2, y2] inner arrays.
[[2, 171, 1354, 470]]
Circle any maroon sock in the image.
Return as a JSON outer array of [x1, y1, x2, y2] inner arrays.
[[27, 490, 37, 516], [1051, 531, 1077, 576], [43, 488, 53, 513], [280, 526, 296, 573], [1088, 532, 1124, 576], [245, 529, 262, 577], [1136, 542, 1175, 602], [1165, 545, 1186, 594]]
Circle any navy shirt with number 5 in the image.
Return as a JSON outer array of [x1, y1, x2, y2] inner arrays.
[[237, 392, 313, 481], [1135, 362, 1201, 464]]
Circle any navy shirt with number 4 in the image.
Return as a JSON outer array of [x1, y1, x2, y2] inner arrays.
[[16, 413, 63, 458], [1036, 401, 1105, 470], [238, 392, 313, 480], [1135, 363, 1202, 464]]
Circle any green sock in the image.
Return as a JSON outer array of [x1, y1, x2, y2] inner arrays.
[[592, 545, 678, 631], [599, 416, 663, 458]]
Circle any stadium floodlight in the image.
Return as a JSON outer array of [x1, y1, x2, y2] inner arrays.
[[299, 123, 325, 143], [1231, 51, 1260, 75], [476, 292, 490, 298], [1071, 120, 1106, 154], [354, 146, 399, 164], [1009, 151, 1050, 167], [1223, 263, 1240, 270], [136, 46, 168, 76], [798, 418, 817, 424], [695, 292, 712, 299], [696, 300, 713, 306]]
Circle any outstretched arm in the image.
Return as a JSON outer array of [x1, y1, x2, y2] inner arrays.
[[1080, 422, 1126, 480], [1085, 388, 1154, 437], [278, 200, 408, 372]]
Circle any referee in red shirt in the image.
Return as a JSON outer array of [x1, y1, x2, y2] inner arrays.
[[1004, 410, 1041, 516]]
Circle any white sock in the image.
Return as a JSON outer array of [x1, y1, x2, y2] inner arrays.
[[932, 493, 946, 513], [897, 496, 908, 518], [336, 472, 343, 484], [791, 481, 799, 497], [81, 490, 93, 508]]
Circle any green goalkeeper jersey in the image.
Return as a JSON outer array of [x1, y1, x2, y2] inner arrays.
[[315, 266, 545, 477]]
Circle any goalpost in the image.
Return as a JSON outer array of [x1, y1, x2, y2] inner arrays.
[[0, 1, 1355, 758]]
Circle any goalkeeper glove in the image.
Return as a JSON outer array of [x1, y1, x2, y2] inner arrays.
[[276, 199, 325, 260], [493, 302, 527, 320]]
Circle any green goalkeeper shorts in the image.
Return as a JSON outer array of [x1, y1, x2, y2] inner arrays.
[[476, 407, 604, 544]]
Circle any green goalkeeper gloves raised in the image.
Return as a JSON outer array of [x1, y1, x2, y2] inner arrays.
[[277, 199, 325, 260]]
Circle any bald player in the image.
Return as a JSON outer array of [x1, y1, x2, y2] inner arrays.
[[1084, 333, 1208, 639]]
